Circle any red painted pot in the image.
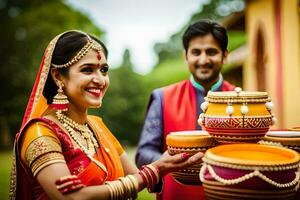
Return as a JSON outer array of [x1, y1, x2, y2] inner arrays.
[[200, 144, 300, 200]]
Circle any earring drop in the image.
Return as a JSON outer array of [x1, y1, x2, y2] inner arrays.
[[51, 83, 69, 111]]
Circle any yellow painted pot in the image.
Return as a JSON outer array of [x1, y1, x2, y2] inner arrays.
[[260, 131, 300, 153], [166, 131, 217, 185], [199, 88, 275, 143]]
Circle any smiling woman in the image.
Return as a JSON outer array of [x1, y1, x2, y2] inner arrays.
[[9, 30, 203, 200], [50, 33, 109, 111]]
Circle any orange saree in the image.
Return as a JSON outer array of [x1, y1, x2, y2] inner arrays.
[[13, 116, 124, 200], [9, 31, 124, 200]]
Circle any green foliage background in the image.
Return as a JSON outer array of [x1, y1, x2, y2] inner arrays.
[[97, 0, 245, 146], [92, 49, 148, 145], [0, 0, 245, 199], [0, 0, 246, 148], [0, 0, 104, 147]]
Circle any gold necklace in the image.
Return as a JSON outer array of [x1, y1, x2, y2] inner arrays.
[[56, 111, 108, 174], [56, 111, 98, 154]]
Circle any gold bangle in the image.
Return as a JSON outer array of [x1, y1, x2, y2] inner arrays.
[[129, 175, 138, 199], [105, 182, 113, 200], [118, 177, 129, 199], [106, 176, 139, 200], [124, 177, 134, 199], [120, 176, 137, 199], [127, 175, 138, 199], [115, 180, 123, 199]]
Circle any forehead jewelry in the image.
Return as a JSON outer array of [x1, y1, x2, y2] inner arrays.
[[92, 42, 102, 67], [52, 35, 103, 68]]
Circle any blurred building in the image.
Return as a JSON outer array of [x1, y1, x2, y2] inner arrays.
[[225, 0, 300, 129]]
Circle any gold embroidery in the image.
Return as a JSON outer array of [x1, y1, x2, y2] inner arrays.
[[34, 35, 61, 104], [25, 136, 63, 168], [72, 163, 85, 175], [32, 153, 65, 176], [9, 145, 16, 200]]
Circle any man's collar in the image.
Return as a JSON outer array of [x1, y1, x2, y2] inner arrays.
[[190, 74, 223, 92]]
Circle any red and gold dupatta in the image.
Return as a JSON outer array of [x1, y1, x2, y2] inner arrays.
[[9, 31, 124, 200], [9, 32, 62, 200]]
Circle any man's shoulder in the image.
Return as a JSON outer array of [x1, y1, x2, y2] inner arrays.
[[221, 80, 236, 91], [150, 80, 189, 98], [161, 79, 189, 91]]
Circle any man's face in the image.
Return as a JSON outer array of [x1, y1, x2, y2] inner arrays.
[[185, 34, 227, 85]]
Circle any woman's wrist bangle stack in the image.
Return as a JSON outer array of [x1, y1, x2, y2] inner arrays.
[[105, 174, 138, 200], [138, 164, 160, 192]]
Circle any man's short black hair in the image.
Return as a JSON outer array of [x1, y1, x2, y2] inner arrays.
[[182, 19, 228, 53]]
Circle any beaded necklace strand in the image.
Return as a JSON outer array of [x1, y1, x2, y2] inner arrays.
[[56, 111, 108, 174], [56, 111, 98, 152]]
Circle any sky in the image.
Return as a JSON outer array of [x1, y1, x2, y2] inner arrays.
[[65, 0, 208, 74]]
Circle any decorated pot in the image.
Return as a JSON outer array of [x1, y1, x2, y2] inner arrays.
[[289, 127, 300, 131], [198, 87, 275, 143], [200, 144, 300, 200], [259, 131, 300, 153], [166, 131, 218, 185]]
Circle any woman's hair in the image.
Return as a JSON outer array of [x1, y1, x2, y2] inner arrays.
[[43, 31, 108, 104], [182, 19, 228, 54]]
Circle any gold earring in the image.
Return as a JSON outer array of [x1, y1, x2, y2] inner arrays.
[[51, 83, 69, 111]]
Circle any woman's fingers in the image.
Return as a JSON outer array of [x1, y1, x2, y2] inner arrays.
[[154, 151, 204, 176], [181, 153, 191, 160], [172, 152, 203, 164], [183, 152, 203, 166], [168, 153, 191, 164]]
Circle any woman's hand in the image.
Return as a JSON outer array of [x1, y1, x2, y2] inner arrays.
[[151, 151, 203, 177]]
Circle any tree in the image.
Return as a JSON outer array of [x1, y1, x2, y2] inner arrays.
[[0, 0, 104, 148], [153, 0, 245, 67], [95, 49, 147, 145]]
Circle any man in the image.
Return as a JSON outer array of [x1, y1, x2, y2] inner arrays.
[[135, 19, 235, 199]]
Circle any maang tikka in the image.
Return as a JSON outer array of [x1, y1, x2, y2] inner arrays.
[[51, 83, 69, 111]]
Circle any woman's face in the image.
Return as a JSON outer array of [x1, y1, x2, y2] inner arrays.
[[61, 48, 109, 111]]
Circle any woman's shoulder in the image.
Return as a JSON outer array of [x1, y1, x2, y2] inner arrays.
[[22, 118, 59, 140], [20, 118, 62, 168]]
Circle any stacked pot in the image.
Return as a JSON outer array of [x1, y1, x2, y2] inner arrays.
[[198, 88, 300, 200]]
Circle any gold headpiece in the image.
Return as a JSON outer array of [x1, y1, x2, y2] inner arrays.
[[51, 35, 103, 68]]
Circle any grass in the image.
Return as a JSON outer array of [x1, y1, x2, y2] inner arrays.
[[0, 147, 155, 200], [137, 189, 156, 200], [124, 146, 156, 200], [0, 150, 13, 200]]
